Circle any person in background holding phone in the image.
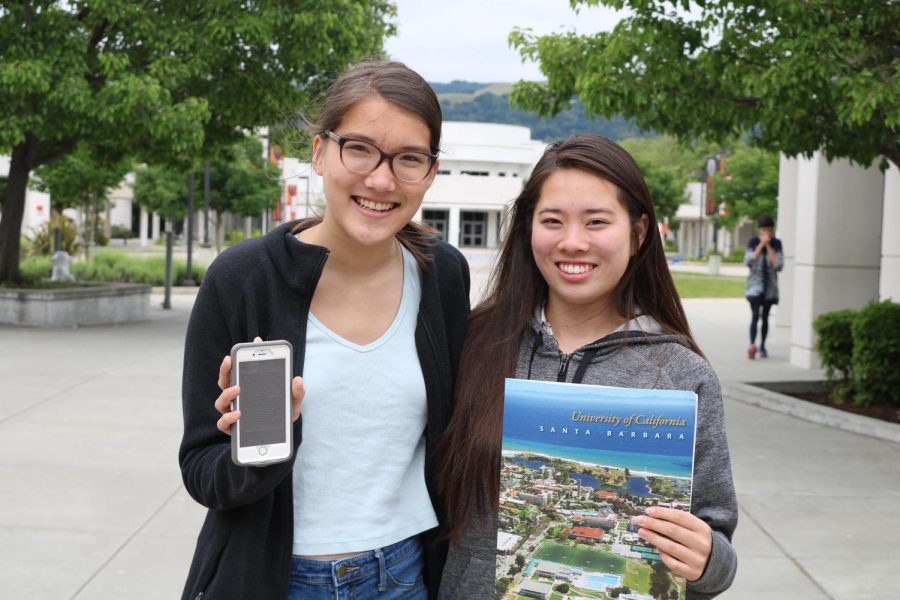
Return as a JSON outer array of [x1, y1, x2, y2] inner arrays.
[[436, 135, 737, 599], [744, 214, 783, 359], [178, 60, 470, 600]]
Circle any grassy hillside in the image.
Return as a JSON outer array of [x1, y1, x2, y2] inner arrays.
[[432, 81, 649, 143]]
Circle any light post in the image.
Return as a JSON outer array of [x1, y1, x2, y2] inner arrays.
[[202, 161, 210, 246], [184, 172, 196, 286]]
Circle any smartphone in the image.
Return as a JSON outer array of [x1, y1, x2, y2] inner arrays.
[[230, 340, 293, 467]]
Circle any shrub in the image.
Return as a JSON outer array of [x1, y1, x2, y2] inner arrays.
[[28, 214, 80, 256], [722, 247, 746, 263], [17, 256, 53, 284], [70, 252, 206, 286], [109, 224, 135, 239], [225, 228, 262, 246], [813, 309, 856, 403], [851, 300, 900, 407]]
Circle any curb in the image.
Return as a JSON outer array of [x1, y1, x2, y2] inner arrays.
[[723, 381, 900, 445]]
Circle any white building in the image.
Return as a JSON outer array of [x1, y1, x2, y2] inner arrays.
[[419, 122, 546, 248], [1, 155, 51, 238], [673, 181, 754, 259], [273, 122, 546, 249]]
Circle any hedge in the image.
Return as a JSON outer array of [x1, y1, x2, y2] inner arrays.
[[813, 300, 900, 407]]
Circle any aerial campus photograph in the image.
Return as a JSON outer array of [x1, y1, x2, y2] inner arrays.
[[496, 452, 691, 600], [496, 379, 697, 600]]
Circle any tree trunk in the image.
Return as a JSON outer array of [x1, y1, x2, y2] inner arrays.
[[214, 210, 223, 254], [0, 140, 37, 283]]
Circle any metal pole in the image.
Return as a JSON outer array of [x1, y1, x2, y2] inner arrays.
[[698, 184, 705, 259], [163, 222, 173, 309], [203, 161, 210, 246], [184, 172, 196, 286]]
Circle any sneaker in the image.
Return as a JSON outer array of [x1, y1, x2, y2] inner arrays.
[[747, 344, 757, 359], [759, 349, 768, 359]]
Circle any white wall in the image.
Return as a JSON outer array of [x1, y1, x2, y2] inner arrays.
[[787, 153, 884, 368], [775, 155, 799, 340], [1, 155, 52, 238], [880, 164, 900, 301]]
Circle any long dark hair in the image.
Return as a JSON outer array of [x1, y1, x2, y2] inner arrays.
[[290, 59, 441, 266], [438, 135, 701, 540]]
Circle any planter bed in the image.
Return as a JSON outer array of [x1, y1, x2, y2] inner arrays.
[[0, 283, 151, 327]]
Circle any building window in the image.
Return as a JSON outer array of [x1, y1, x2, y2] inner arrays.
[[460, 170, 489, 177], [422, 209, 448, 241], [437, 169, 451, 175], [498, 172, 507, 177], [460, 211, 487, 247]]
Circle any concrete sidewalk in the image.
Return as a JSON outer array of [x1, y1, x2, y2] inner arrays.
[[1, 286, 898, 598]]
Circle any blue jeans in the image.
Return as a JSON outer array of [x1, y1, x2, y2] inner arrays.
[[288, 535, 427, 600]]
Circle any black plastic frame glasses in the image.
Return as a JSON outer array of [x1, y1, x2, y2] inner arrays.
[[324, 130, 437, 183]]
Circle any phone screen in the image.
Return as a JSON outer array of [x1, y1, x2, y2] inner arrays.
[[237, 358, 287, 447]]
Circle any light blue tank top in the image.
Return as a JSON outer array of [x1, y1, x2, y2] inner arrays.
[[292, 245, 437, 554]]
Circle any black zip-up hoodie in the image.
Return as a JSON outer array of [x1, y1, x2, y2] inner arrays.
[[178, 221, 470, 599]]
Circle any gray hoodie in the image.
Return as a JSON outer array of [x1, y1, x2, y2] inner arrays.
[[439, 315, 738, 599]]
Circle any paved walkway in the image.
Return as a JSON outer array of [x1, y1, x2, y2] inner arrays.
[[1, 256, 898, 599]]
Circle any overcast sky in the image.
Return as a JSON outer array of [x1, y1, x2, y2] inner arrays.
[[382, 0, 626, 83]]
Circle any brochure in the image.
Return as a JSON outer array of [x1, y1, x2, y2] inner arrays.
[[496, 377, 698, 600]]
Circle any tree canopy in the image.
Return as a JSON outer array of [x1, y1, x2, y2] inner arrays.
[[618, 136, 779, 225], [714, 144, 779, 228], [510, 0, 900, 169], [0, 0, 396, 283]]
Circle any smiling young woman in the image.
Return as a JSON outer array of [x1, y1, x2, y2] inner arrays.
[[179, 61, 471, 600], [437, 135, 738, 600]]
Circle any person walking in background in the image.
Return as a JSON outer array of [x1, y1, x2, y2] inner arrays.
[[744, 214, 783, 359], [179, 60, 470, 600], [437, 135, 738, 599]]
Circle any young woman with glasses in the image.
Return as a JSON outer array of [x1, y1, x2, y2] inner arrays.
[[179, 60, 470, 600]]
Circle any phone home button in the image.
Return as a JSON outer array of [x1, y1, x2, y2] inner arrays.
[[258, 446, 268, 456]]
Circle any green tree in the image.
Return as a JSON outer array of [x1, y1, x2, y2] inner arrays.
[[132, 164, 193, 226], [714, 144, 779, 228], [207, 136, 282, 251], [509, 0, 900, 171], [33, 145, 132, 257], [620, 136, 723, 222], [1, 0, 395, 283], [632, 157, 684, 222], [133, 136, 280, 246]]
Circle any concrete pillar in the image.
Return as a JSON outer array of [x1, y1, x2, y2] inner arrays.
[[139, 208, 149, 247], [448, 207, 461, 249], [880, 164, 900, 301], [789, 153, 883, 368], [775, 155, 799, 344], [487, 210, 499, 249], [151, 214, 160, 241]]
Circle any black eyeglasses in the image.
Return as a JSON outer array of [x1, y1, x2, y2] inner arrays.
[[324, 131, 437, 183]]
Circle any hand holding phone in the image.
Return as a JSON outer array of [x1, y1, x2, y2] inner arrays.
[[213, 338, 303, 466]]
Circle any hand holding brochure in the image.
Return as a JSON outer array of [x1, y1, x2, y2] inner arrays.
[[497, 378, 698, 600]]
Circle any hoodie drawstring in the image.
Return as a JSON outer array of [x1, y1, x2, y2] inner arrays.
[[571, 347, 599, 384]]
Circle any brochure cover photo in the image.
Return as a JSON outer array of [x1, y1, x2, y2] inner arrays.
[[497, 378, 698, 600]]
